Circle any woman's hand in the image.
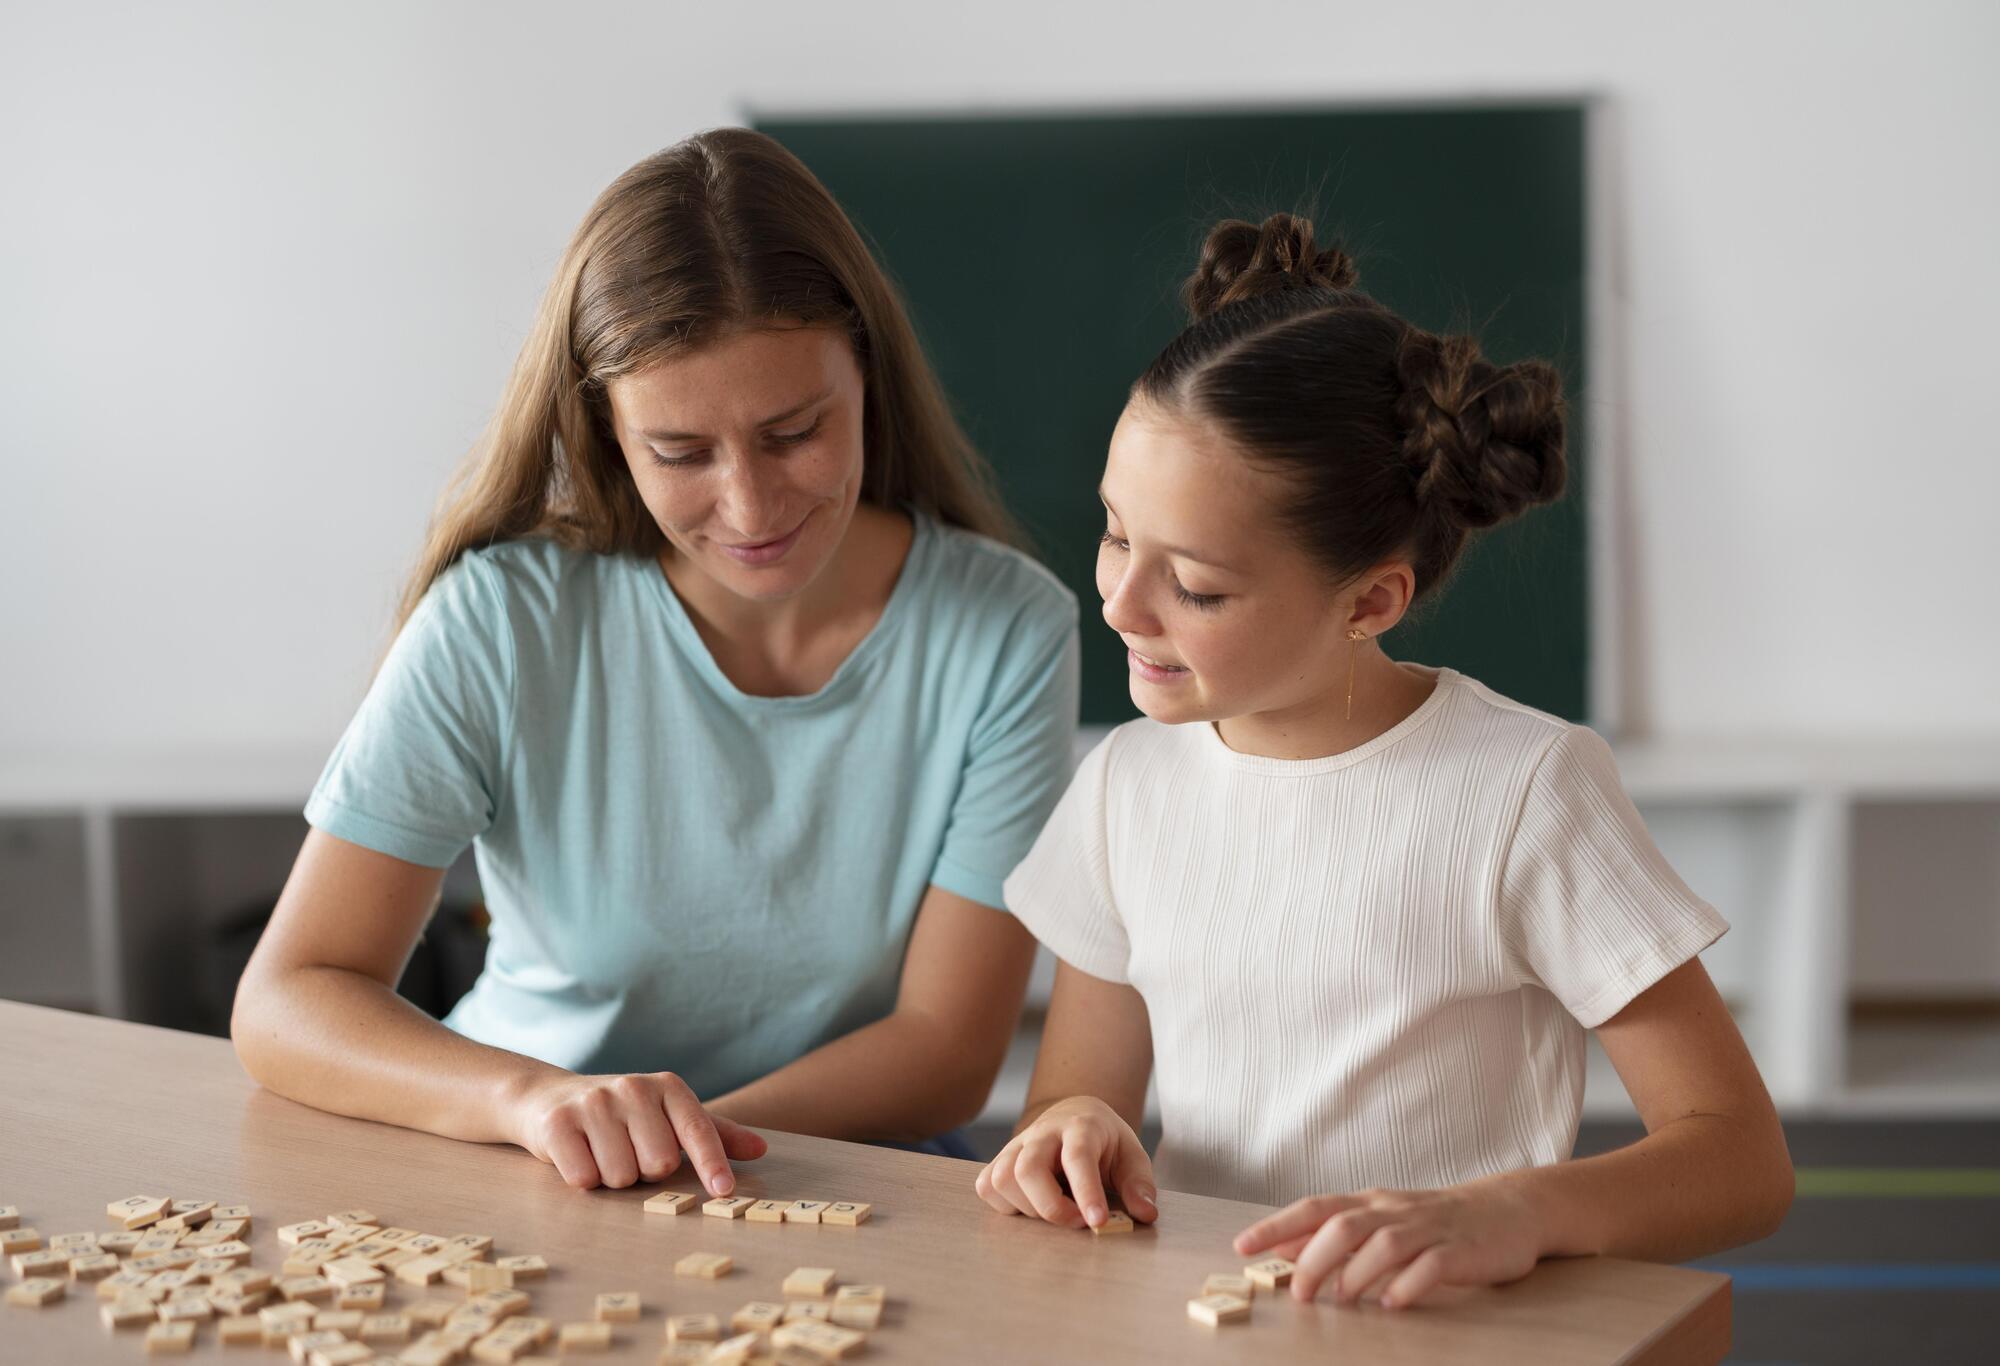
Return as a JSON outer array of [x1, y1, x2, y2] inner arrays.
[[506, 1070, 768, 1193], [974, 1096, 1157, 1230], [1233, 1179, 1543, 1308]]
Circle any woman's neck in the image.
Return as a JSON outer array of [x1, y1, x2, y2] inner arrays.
[[662, 502, 914, 696], [1214, 649, 1439, 762]]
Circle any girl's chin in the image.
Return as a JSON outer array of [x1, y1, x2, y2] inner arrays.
[[1128, 685, 1215, 725]]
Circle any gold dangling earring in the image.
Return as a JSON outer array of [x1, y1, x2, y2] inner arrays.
[[1345, 628, 1367, 721]]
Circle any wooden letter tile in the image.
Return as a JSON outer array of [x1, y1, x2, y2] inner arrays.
[[4, 1277, 65, 1307], [107, 1195, 169, 1230], [1188, 1292, 1252, 1326], [1244, 1257, 1295, 1290], [144, 1320, 196, 1354], [673, 1252, 733, 1280], [666, 1312, 720, 1342], [593, 1291, 640, 1322], [781, 1267, 837, 1299]]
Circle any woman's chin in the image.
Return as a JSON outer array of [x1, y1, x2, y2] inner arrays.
[[696, 529, 836, 602]]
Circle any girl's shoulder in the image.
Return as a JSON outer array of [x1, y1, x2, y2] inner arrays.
[[1088, 669, 1599, 791], [1075, 715, 1193, 789], [1443, 669, 1608, 768], [1445, 668, 1575, 744], [1414, 671, 1638, 820]]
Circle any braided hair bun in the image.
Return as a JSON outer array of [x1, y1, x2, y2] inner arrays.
[[1395, 330, 1566, 530], [1183, 212, 1359, 318]]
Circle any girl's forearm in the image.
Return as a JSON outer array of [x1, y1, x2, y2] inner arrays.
[[707, 1010, 998, 1143], [1500, 1112, 1794, 1263], [231, 962, 562, 1145]]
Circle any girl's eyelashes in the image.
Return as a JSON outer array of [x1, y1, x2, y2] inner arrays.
[[1100, 532, 1226, 610], [648, 418, 822, 469]]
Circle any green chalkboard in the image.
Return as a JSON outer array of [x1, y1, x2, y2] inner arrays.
[[758, 106, 1590, 725]]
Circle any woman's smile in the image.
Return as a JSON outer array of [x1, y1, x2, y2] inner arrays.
[[714, 513, 810, 566]]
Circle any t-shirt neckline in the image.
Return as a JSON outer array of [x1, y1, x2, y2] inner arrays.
[[643, 506, 933, 711], [1199, 664, 1460, 775]]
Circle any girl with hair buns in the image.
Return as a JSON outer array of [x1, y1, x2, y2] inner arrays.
[[977, 213, 1792, 1307]]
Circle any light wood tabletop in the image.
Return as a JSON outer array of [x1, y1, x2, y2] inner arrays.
[[0, 1001, 1730, 1364]]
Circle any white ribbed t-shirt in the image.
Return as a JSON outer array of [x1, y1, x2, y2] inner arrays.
[[1003, 664, 1727, 1207]]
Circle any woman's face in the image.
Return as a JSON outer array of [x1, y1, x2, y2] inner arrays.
[[605, 323, 867, 604], [1096, 399, 1370, 726]]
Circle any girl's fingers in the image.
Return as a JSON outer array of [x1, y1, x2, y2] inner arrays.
[[973, 1161, 1020, 1216], [1256, 1234, 1315, 1263], [1056, 1136, 1120, 1224], [544, 1121, 602, 1190], [1234, 1195, 1357, 1256], [1336, 1224, 1438, 1305], [1059, 1137, 1113, 1227], [1109, 1139, 1158, 1223], [1291, 1207, 1393, 1301], [656, 1077, 734, 1196], [985, 1149, 1037, 1217], [1381, 1246, 1450, 1310], [1013, 1142, 1085, 1227]]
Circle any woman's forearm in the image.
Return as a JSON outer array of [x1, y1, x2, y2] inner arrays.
[[231, 962, 563, 1146], [1505, 1112, 1794, 1264], [707, 1009, 998, 1143]]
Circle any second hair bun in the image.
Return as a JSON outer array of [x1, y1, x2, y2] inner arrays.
[[1184, 212, 1359, 318]]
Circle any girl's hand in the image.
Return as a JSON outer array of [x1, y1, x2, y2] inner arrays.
[[507, 1070, 768, 1193], [974, 1096, 1158, 1230], [1233, 1179, 1543, 1308]]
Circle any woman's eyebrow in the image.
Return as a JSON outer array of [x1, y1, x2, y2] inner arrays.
[[639, 388, 833, 442], [1098, 485, 1237, 572]]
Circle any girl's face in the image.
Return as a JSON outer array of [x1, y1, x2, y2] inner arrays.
[[605, 323, 867, 604], [1097, 399, 1377, 726]]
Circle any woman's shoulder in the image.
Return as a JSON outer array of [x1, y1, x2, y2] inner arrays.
[[916, 513, 1078, 631], [445, 536, 641, 618]]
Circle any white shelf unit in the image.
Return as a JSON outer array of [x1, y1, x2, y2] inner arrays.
[[3, 739, 1997, 1119], [0, 748, 486, 1034]]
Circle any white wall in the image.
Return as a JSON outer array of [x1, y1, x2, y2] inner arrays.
[[3, 0, 1996, 764]]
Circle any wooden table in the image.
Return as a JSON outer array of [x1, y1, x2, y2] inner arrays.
[[0, 1002, 1730, 1363]]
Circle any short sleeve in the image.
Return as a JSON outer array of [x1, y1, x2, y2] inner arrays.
[[304, 554, 515, 868], [929, 599, 1082, 910], [1000, 731, 1132, 983], [1498, 725, 1729, 1027]]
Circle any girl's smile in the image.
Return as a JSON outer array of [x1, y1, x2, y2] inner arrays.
[[1126, 646, 1192, 684]]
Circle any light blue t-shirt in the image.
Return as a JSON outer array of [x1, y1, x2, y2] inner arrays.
[[305, 509, 1080, 1096]]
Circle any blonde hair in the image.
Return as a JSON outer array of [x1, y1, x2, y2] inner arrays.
[[396, 127, 1016, 631]]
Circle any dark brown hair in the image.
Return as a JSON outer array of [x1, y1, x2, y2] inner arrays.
[[1135, 212, 1567, 609], [397, 127, 1016, 630]]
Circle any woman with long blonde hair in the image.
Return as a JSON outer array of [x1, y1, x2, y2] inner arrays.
[[232, 129, 1078, 1193]]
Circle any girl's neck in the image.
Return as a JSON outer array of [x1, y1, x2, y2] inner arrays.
[[1213, 649, 1440, 762]]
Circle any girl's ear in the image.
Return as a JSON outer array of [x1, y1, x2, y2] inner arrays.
[[1346, 561, 1417, 637]]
